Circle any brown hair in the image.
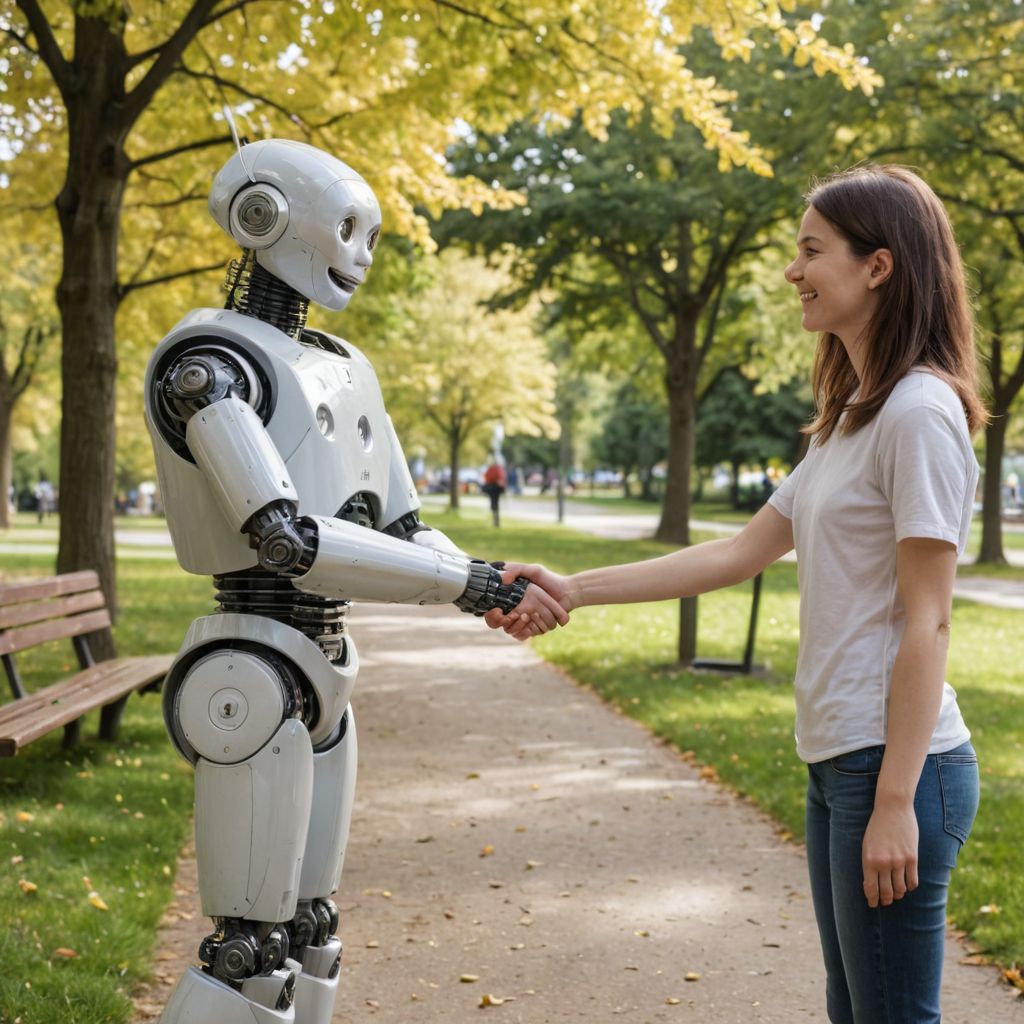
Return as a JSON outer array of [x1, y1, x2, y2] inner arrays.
[[802, 165, 987, 443]]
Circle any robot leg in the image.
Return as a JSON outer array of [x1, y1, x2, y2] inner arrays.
[[288, 706, 358, 1024], [160, 647, 316, 1024]]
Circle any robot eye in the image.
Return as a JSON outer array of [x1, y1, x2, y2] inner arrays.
[[367, 227, 380, 252], [339, 217, 355, 243]]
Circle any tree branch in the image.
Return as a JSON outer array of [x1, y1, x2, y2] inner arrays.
[[129, 133, 233, 172], [118, 261, 225, 300], [122, 0, 221, 130], [3, 24, 37, 55], [177, 64, 305, 127], [13, 0, 72, 95]]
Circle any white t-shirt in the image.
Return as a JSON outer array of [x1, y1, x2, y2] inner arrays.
[[768, 371, 978, 763]]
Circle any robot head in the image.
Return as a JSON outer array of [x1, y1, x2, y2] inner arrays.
[[209, 139, 382, 311]]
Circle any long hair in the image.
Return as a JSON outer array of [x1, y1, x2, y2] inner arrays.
[[802, 165, 987, 443]]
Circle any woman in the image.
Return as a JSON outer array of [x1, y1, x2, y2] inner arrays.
[[490, 165, 985, 1024]]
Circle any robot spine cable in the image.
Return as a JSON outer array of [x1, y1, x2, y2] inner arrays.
[[224, 252, 310, 339]]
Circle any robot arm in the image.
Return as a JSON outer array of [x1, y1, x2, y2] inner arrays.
[[184, 393, 526, 614]]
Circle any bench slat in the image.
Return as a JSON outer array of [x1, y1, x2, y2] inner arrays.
[[0, 655, 171, 756], [0, 571, 100, 607], [0, 590, 106, 630], [0, 609, 112, 657]]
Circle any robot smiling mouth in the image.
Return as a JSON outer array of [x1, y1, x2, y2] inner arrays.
[[328, 269, 361, 293]]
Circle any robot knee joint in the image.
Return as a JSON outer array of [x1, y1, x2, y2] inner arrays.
[[169, 646, 303, 764]]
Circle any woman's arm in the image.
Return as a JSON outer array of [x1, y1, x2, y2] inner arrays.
[[488, 502, 794, 637], [861, 536, 958, 908]]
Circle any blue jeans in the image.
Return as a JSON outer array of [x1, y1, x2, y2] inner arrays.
[[805, 741, 979, 1024]]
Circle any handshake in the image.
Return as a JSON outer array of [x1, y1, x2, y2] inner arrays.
[[481, 563, 575, 641]]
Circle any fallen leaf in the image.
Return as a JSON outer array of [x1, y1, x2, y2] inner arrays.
[[88, 891, 110, 911], [666, 997, 681, 1005], [466, 772, 480, 779], [365, 999, 379, 1008], [698, 766, 717, 782], [479, 993, 504, 1007], [15, 811, 33, 824], [443, 909, 455, 920], [1003, 966, 1024, 992], [460, 974, 480, 983], [53, 948, 78, 959], [685, 972, 700, 982], [525, 860, 542, 870], [10, 855, 23, 865], [366, 940, 379, 948], [480, 844, 494, 857], [82, 876, 93, 890], [17, 879, 38, 894], [978, 904, 1000, 915], [416, 835, 435, 844], [634, 930, 650, 938]]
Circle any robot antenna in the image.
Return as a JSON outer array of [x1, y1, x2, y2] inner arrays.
[[222, 105, 255, 183]]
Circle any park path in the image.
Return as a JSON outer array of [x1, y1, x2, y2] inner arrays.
[[134, 603, 1021, 1024]]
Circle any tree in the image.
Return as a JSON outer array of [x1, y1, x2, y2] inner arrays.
[[441, 33, 878, 553], [1, 0, 880, 627], [354, 249, 558, 509], [0, 248, 59, 529], [818, 0, 1024, 563], [591, 381, 667, 501], [695, 368, 810, 507]]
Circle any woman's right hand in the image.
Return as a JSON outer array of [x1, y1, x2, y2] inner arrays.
[[483, 563, 577, 640]]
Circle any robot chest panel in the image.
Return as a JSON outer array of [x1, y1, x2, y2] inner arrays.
[[271, 350, 392, 516]]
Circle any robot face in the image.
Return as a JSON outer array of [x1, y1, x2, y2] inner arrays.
[[300, 178, 383, 311], [210, 140, 383, 312]]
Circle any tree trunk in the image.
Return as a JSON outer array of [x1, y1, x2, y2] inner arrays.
[[977, 411, 1008, 565], [448, 429, 461, 511], [656, 344, 699, 667], [656, 359, 697, 546], [0, 405, 12, 531], [53, 21, 132, 660]]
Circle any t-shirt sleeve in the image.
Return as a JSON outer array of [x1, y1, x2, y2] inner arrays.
[[876, 403, 975, 552], [767, 458, 804, 520]]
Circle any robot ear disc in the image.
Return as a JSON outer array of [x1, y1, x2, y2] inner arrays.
[[229, 183, 289, 249]]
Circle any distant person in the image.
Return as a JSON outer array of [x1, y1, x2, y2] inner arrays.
[[481, 459, 507, 527], [489, 166, 986, 1024], [33, 475, 55, 523]]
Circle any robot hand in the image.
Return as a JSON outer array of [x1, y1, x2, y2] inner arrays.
[[454, 559, 529, 616]]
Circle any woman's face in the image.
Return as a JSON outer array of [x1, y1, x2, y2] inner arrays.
[[784, 205, 881, 345]]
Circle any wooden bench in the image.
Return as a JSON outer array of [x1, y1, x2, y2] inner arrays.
[[0, 570, 172, 756]]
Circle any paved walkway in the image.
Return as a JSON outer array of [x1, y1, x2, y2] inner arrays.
[[135, 605, 1021, 1022]]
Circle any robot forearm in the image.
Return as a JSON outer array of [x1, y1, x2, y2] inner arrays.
[[252, 513, 527, 614]]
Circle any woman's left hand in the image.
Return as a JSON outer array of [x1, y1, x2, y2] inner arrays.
[[861, 801, 919, 907]]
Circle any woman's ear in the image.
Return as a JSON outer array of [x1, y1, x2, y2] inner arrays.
[[867, 248, 893, 289]]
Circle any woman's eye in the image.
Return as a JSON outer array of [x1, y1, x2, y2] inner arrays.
[[339, 217, 355, 243]]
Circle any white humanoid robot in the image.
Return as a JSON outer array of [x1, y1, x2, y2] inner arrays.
[[144, 138, 531, 1024]]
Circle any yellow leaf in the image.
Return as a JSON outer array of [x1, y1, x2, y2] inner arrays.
[[15, 811, 33, 823], [480, 844, 494, 857], [88, 891, 110, 911], [460, 974, 479, 983], [666, 996, 681, 1004], [479, 993, 504, 1006], [685, 972, 700, 982], [18, 879, 38, 894], [1003, 966, 1024, 992]]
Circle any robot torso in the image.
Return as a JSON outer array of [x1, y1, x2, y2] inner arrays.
[[145, 308, 419, 576]]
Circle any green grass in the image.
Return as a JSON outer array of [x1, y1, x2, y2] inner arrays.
[[430, 506, 1024, 967], [0, 552, 210, 1024]]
